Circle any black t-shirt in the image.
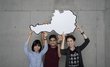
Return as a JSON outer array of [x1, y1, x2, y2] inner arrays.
[[61, 38, 90, 67], [68, 48, 80, 67]]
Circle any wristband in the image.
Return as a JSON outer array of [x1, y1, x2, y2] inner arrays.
[[57, 41, 62, 44], [81, 32, 84, 35], [57, 42, 61, 44]]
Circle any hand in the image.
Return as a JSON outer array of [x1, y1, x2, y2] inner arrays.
[[76, 24, 83, 33], [58, 35, 63, 42], [27, 30, 33, 41], [41, 31, 48, 39], [58, 32, 65, 42], [28, 31, 33, 37]]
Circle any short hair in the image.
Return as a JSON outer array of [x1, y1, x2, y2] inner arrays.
[[49, 34, 57, 40], [31, 40, 42, 52], [65, 34, 76, 41]]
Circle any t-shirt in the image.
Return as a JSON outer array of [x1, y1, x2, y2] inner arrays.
[[68, 48, 80, 67], [61, 38, 90, 67], [44, 44, 59, 67]]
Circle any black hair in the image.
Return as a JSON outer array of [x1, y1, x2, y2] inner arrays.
[[31, 40, 42, 52], [65, 34, 76, 41], [49, 34, 57, 40]]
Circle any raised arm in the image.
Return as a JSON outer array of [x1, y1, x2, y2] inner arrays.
[[57, 34, 64, 58], [40, 32, 48, 55], [60, 33, 67, 55], [77, 25, 88, 39], [24, 31, 33, 56], [76, 25, 90, 50], [60, 33, 65, 50]]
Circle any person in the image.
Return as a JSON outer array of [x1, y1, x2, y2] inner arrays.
[[24, 31, 48, 67], [60, 25, 90, 67], [44, 34, 61, 67]]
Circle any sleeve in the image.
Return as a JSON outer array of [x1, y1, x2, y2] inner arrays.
[[79, 38, 90, 51], [60, 49, 67, 55], [40, 44, 48, 56], [24, 39, 31, 56]]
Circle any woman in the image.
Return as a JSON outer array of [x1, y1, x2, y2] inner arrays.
[[61, 25, 90, 67], [24, 31, 48, 67]]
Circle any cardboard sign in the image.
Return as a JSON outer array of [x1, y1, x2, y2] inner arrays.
[[30, 10, 77, 34]]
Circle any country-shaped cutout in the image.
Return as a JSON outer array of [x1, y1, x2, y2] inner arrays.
[[30, 10, 77, 34]]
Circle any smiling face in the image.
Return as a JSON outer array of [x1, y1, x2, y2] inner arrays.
[[32, 40, 42, 52], [66, 38, 75, 48], [34, 45, 41, 52], [65, 34, 76, 48]]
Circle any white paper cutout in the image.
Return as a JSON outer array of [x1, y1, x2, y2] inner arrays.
[[30, 10, 77, 34]]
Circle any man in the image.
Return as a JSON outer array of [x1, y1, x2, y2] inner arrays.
[[44, 34, 61, 67]]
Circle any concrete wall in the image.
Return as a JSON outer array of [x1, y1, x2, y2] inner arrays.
[[0, 0, 106, 67], [105, 0, 110, 67]]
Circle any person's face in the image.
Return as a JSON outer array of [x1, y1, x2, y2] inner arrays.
[[49, 38, 57, 47], [66, 38, 75, 48], [34, 45, 40, 52]]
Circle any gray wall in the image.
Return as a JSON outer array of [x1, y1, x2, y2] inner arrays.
[[0, 0, 108, 67], [105, 0, 110, 67]]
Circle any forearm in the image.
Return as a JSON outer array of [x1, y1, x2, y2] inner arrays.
[[41, 32, 48, 46], [44, 39, 48, 45], [57, 45, 61, 58], [61, 37, 65, 49], [76, 25, 88, 39], [40, 42, 48, 55], [24, 39, 30, 55], [41, 33, 48, 55], [79, 31, 90, 50], [81, 32, 88, 39], [24, 32, 32, 55]]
